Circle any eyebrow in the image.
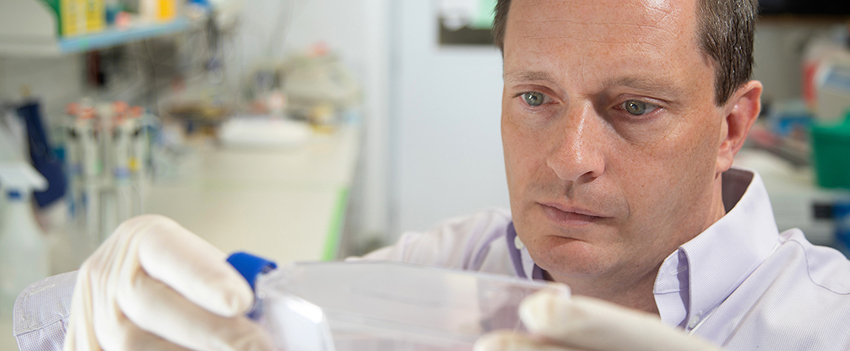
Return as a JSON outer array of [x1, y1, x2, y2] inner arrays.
[[503, 70, 555, 83], [605, 76, 682, 98]]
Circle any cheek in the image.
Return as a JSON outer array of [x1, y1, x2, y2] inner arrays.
[[613, 114, 721, 224], [503, 113, 547, 192], [668, 114, 724, 181]]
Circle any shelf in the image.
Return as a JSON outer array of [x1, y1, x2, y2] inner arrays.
[[0, 18, 189, 56], [0, 0, 190, 57], [60, 18, 189, 54]]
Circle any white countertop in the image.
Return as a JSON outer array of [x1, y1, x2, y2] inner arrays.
[[144, 125, 361, 264]]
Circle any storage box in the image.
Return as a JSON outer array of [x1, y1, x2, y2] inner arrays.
[[254, 261, 568, 351]]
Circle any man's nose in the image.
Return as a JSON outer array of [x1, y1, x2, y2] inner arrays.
[[545, 105, 605, 182]]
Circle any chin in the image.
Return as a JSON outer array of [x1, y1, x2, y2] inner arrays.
[[525, 235, 614, 278]]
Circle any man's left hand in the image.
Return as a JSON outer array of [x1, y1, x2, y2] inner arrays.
[[475, 289, 722, 351]]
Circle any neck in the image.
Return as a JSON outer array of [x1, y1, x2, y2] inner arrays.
[[545, 263, 661, 315]]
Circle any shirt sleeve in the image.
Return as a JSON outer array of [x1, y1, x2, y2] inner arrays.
[[13, 271, 77, 351], [357, 208, 515, 274]]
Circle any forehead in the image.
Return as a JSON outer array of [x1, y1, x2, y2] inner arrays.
[[503, 0, 708, 90], [509, 0, 683, 43]]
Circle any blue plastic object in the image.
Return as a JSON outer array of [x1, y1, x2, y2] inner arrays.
[[16, 101, 67, 208], [833, 201, 850, 256], [6, 190, 21, 200], [226, 252, 277, 291]]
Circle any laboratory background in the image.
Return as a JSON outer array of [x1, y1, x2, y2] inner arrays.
[[1, 0, 849, 348]]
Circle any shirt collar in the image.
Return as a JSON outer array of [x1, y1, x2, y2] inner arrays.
[[654, 168, 780, 327]]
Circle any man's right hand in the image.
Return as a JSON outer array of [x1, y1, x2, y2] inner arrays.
[[63, 215, 274, 351]]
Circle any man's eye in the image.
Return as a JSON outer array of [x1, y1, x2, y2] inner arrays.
[[621, 100, 658, 116], [522, 92, 546, 107]]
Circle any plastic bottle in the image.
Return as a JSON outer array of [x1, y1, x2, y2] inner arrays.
[[0, 162, 50, 317], [78, 107, 102, 245], [58, 0, 85, 36], [112, 102, 135, 223], [129, 106, 148, 215], [141, 0, 177, 22], [84, 0, 105, 33]]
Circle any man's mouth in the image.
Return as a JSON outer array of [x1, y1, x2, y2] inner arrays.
[[539, 202, 607, 225]]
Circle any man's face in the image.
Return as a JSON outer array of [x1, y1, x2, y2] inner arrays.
[[502, 0, 728, 290]]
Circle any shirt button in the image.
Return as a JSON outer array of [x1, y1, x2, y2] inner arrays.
[[688, 315, 701, 329], [514, 236, 525, 250]]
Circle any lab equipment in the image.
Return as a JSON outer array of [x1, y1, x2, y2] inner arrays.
[[128, 106, 148, 214], [803, 40, 850, 121], [816, 61, 850, 122], [0, 162, 49, 317], [0, 109, 26, 162], [218, 116, 311, 149], [63, 99, 153, 246], [281, 51, 360, 124], [110, 102, 134, 224], [80, 106, 102, 244], [249, 260, 565, 351]]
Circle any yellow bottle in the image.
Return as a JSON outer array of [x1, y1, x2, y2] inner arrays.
[[141, 0, 176, 22], [158, 0, 176, 21], [84, 0, 105, 33], [59, 0, 84, 36]]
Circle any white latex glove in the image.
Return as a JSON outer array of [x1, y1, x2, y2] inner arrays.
[[63, 214, 273, 351], [475, 289, 722, 351]]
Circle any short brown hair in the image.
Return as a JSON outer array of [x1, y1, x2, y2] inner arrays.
[[492, 0, 758, 105]]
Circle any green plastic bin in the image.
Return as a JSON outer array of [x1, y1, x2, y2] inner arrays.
[[811, 112, 850, 189]]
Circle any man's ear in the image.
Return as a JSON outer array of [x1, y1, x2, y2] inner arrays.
[[716, 80, 763, 173]]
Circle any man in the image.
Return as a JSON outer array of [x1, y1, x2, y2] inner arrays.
[[13, 0, 850, 350]]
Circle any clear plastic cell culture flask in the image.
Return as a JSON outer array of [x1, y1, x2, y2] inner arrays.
[[252, 261, 569, 351]]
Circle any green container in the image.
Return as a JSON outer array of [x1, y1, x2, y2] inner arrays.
[[37, 0, 63, 37], [811, 112, 850, 189]]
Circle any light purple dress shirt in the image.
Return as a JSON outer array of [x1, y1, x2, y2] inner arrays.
[[363, 167, 850, 349], [14, 168, 850, 350]]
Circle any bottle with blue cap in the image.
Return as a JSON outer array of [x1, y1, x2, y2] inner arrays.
[[0, 162, 50, 317]]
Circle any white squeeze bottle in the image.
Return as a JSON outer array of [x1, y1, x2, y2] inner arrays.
[[0, 162, 49, 317]]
